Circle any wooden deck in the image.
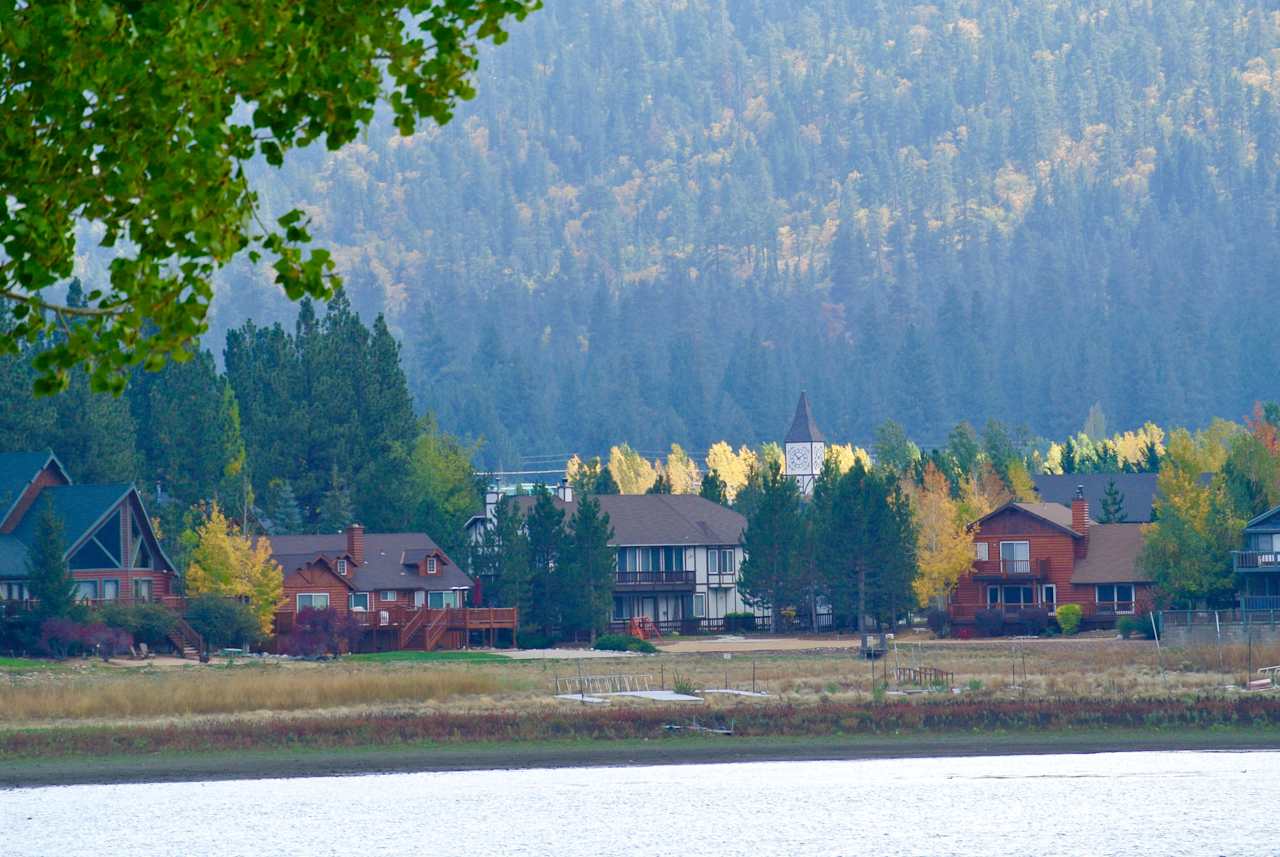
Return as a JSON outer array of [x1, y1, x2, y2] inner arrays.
[[354, 606, 518, 651]]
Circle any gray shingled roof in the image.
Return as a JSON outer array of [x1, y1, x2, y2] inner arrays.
[[784, 392, 825, 443], [1033, 473, 1159, 523], [510, 494, 746, 546], [266, 532, 473, 592], [1071, 524, 1150, 584]]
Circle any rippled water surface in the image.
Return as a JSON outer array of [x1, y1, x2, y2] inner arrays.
[[4, 751, 1278, 856]]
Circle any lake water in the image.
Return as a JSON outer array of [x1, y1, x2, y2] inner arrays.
[[3, 751, 1277, 856]]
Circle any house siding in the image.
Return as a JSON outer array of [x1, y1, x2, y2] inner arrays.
[[1, 461, 70, 534]]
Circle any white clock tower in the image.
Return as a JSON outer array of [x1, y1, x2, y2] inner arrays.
[[784, 392, 825, 495]]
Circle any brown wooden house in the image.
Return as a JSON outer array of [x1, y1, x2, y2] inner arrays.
[[0, 451, 180, 608], [266, 524, 515, 650], [949, 486, 1152, 629]]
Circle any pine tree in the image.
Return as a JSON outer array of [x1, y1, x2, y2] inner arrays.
[[25, 498, 78, 618], [561, 496, 615, 642], [646, 473, 672, 494], [738, 460, 803, 632], [316, 467, 354, 533], [524, 489, 566, 636], [699, 469, 728, 505], [265, 479, 305, 535], [1098, 478, 1126, 523]]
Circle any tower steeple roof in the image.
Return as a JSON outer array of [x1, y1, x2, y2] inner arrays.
[[785, 392, 825, 444]]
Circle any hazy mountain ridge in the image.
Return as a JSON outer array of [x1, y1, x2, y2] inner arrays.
[[203, 0, 1280, 467]]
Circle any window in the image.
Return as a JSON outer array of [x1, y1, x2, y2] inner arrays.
[[297, 592, 329, 611], [1042, 584, 1056, 609], [349, 592, 369, 611], [648, 547, 661, 572], [1096, 584, 1135, 613], [718, 549, 736, 574], [975, 542, 989, 562], [133, 579, 153, 601], [426, 557, 438, 574], [337, 559, 348, 576], [428, 591, 460, 609], [130, 513, 153, 569], [613, 597, 629, 621], [999, 541, 1030, 574], [986, 587, 1000, 607], [693, 593, 706, 618], [2, 583, 28, 601], [102, 580, 120, 601], [707, 549, 718, 574], [1002, 586, 1034, 607], [380, 590, 397, 602], [76, 580, 98, 601]]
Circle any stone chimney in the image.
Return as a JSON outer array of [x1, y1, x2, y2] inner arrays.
[[556, 478, 574, 504], [485, 490, 501, 524], [1071, 485, 1089, 558], [346, 523, 365, 566]]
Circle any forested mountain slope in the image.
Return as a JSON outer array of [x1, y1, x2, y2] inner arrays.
[[202, 0, 1280, 468]]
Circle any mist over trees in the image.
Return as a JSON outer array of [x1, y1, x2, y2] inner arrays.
[[157, 0, 1280, 469]]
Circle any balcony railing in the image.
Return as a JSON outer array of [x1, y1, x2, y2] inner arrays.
[[972, 558, 1045, 578], [1233, 551, 1280, 572], [614, 570, 695, 587], [1243, 595, 1280, 611]]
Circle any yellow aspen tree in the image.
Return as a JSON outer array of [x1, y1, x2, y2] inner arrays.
[[665, 444, 701, 494], [908, 464, 976, 607], [706, 441, 751, 501], [608, 443, 656, 494], [185, 503, 284, 635], [825, 443, 872, 475]]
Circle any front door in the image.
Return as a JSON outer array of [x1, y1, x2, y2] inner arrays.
[[414, 590, 426, 609]]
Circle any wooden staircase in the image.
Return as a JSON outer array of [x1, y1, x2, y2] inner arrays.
[[168, 616, 204, 659]]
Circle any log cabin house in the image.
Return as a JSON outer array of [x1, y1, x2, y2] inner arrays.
[[0, 451, 182, 610], [1234, 505, 1280, 612], [949, 485, 1153, 629], [266, 525, 516, 651]]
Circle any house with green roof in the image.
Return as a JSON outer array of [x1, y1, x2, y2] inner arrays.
[[0, 451, 178, 605]]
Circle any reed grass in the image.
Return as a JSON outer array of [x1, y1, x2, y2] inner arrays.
[[0, 665, 514, 721]]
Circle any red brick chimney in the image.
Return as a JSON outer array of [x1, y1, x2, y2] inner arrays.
[[346, 523, 365, 566], [1071, 485, 1089, 558]]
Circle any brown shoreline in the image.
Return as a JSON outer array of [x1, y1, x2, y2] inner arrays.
[[5, 729, 1280, 789]]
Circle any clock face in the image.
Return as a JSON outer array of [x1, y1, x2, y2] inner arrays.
[[787, 444, 810, 474]]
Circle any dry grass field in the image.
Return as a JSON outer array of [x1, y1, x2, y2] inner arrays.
[[2, 636, 1277, 727]]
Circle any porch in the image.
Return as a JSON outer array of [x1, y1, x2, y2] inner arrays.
[[334, 606, 519, 651]]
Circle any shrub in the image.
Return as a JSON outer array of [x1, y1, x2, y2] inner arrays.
[[973, 609, 1005, 637], [1017, 608, 1050, 636], [1117, 613, 1154, 640], [593, 634, 657, 654], [672, 674, 697, 695], [184, 594, 262, 652], [96, 602, 177, 648], [280, 607, 363, 656], [38, 617, 88, 658], [516, 629, 556, 649], [723, 611, 756, 633], [925, 608, 950, 637], [1056, 603, 1083, 635]]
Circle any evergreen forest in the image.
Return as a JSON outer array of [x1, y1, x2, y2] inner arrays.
[[78, 0, 1280, 469]]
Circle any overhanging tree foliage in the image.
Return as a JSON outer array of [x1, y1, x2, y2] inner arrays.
[[0, 0, 540, 394]]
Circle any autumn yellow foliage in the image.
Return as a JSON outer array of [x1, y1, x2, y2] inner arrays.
[[825, 443, 872, 474], [705, 442, 757, 502], [906, 464, 975, 607], [608, 443, 657, 494], [185, 503, 284, 635]]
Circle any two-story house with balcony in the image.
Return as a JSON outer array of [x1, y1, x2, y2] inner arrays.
[[1233, 505, 1280, 611], [468, 484, 764, 634], [949, 486, 1153, 628], [266, 524, 516, 651]]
